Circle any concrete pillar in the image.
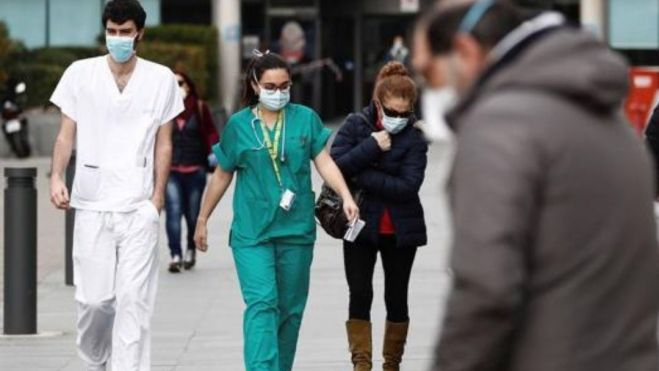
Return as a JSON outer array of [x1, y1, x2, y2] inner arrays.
[[212, 0, 242, 114], [581, 0, 607, 41]]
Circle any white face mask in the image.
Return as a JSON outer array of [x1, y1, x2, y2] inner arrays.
[[419, 87, 457, 143]]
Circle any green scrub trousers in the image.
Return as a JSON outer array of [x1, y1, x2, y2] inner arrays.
[[213, 104, 332, 371], [233, 244, 313, 371]]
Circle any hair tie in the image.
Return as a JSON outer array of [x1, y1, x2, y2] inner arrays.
[[252, 49, 271, 58]]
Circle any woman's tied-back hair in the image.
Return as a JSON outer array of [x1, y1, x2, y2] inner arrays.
[[373, 61, 418, 106], [241, 50, 291, 107]]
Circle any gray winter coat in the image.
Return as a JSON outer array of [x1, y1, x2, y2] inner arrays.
[[434, 26, 659, 371]]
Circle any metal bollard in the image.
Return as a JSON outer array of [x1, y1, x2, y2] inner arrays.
[[64, 152, 75, 286], [3, 167, 37, 335]]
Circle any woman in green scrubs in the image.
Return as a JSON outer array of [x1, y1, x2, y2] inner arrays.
[[194, 51, 359, 371]]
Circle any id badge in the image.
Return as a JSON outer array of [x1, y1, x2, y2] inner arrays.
[[279, 189, 296, 211]]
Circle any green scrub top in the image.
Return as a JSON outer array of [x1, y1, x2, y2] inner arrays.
[[212, 103, 332, 248]]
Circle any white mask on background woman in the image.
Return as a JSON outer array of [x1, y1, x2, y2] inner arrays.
[[420, 87, 457, 142]]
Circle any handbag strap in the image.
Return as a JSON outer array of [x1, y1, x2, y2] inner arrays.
[[351, 112, 375, 131], [326, 112, 373, 149]]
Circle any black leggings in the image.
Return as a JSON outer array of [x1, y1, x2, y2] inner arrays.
[[343, 235, 418, 323]]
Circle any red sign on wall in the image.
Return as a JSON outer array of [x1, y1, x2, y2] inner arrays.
[[625, 67, 659, 135]]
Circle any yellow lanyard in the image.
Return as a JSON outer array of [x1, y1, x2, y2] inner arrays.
[[258, 109, 284, 186]]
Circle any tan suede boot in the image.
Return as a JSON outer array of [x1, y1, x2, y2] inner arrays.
[[346, 319, 372, 371], [382, 321, 409, 371]]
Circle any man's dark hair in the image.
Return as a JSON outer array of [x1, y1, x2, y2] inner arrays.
[[427, 1, 525, 55], [102, 0, 147, 30]]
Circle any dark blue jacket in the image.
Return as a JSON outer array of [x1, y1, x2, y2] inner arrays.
[[330, 102, 428, 248]]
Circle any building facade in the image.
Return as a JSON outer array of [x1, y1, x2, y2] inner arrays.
[[0, 0, 161, 49], [2, 0, 658, 116]]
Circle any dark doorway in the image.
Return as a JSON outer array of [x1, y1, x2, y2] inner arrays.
[[266, 17, 319, 109], [361, 15, 416, 106], [320, 16, 355, 119], [161, 0, 211, 25]]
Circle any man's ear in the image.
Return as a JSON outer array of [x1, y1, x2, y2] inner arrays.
[[137, 29, 145, 42], [452, 34, 484, 64], [452, 33, 488, 78], [428, 56, 449, 87]]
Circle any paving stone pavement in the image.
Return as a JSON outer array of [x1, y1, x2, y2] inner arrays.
[[0, 140, 455, 371]]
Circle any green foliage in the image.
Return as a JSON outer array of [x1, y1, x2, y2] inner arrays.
[[0, 22, 11, 67], [6, 47, 101, 107], [8, 63, 65, 107], [27, 47, 102, 66], [139, 42, 208, 96], [0, 21, 27, 92], [143, 24, 219, 100]]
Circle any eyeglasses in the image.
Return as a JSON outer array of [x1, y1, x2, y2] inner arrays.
[[382, 106, 413, 118], [252, 70, 292, 94], [260, 81, 292, 94]]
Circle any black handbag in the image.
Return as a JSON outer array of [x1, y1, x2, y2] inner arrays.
[[315, 112, 370, 239], [315, 184, 363, 239]]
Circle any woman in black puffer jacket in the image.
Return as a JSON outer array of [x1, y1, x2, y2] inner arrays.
[[330, 61, 428, 371]]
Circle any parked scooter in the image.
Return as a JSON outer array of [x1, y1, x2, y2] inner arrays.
[[1, 79, 31, 158]]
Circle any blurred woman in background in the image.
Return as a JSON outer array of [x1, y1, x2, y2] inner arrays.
[[166, 71, 219, 273]]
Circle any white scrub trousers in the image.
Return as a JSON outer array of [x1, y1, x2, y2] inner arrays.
[[73, 200, 160, 371]]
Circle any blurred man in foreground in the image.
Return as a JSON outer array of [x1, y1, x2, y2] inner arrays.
[[645, 104, 659, 196], [416, 1, 659, 370]]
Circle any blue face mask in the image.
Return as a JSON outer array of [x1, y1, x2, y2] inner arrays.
[[253, 70, 291, 111], [258, 87, 291, 111], [381, 111, 409, 134], [106, 35, 136, 64]]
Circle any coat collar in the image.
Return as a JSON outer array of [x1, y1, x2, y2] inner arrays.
[[447, 12, 565, 128]]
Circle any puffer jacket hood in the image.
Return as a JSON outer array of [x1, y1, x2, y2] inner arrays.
[[453, 24, 630, 120], [488, 28, 629, 111]]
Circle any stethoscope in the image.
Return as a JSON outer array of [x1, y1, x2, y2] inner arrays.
[[250, 112, 287, 163]]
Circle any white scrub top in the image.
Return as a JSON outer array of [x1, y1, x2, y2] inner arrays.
[[50, 56, 184, 212]]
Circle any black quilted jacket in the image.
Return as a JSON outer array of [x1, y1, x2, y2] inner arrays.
[[330, 102, 428, 248]]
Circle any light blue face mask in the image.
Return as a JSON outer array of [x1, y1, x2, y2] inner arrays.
[[254, 71, 291, 111], [259, 88, 290, 111], [106, 35, 136, 64], [381, 111, 409, 134]]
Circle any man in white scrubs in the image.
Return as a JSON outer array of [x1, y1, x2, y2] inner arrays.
[[49, 1, 183, 370]]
